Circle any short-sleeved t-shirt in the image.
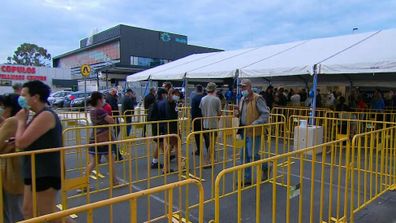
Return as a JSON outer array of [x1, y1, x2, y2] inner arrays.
[[90, 108, 110, 139], [199, 95, 221, 129]]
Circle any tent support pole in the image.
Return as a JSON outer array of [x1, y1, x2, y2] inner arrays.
[[183, 75, 188, 108], [236, 70, 240, 105], [262, 77, 271, 85], [310, 64, 319, 126]]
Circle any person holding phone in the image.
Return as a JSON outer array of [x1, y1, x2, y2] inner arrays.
[[14, 81, 74, 223]]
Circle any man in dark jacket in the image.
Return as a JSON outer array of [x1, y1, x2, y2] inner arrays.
[[143, 87, 157, 137], [121, 89, 137, 136], [106, 87, 122, 160], [259, 86, 274, 109], [190, 85, 204, 155]]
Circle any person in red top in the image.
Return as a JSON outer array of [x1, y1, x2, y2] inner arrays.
[[103, 101, 112, 115]]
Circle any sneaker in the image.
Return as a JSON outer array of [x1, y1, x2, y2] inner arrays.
[[151, 162, 164, 169]]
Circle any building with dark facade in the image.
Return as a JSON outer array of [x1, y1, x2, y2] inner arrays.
[[53, 24, 222, 87]]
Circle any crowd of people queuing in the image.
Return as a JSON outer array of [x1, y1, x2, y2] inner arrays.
[[144, 80, 270, 185], [1, 79, 395, 222], [242, 85, 393, 112]]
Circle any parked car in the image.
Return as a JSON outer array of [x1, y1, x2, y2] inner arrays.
[[63, 91, 92, 107], [70, 94, 91, 107], [48, 90, 72, 107]]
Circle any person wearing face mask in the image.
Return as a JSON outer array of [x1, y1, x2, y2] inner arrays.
[[0, 93, 24, 223], [14, 81, 74, 223], [238, 79, 270, 186], [81, 91, 124, 192], [199, 82, 222, 167], [156, 88, 181, 173]]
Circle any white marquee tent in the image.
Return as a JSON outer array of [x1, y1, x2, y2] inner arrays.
[[127, 28, 396, 87]]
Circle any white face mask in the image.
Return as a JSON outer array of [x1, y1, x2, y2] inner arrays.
[[172, 95, 180, 102]]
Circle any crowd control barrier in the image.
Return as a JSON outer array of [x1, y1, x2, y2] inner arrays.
[[0, 135, 183, 222], [271, 106, 330, 122], [213, 139, 351, 223], [211, 126, 396, 223], [287, 115, 395, 148], [19, 179, 204, 223], [185, 122, 287, 199], [348, 126, 396, 222]]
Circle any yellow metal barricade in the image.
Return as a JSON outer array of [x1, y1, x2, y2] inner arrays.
[[326, 110, 396, 123], [18, 179, 204, 223], [348, 126, 396, 222], [213, 139, 351, 223], [272, 106, 330, 121], [185, 122, 287, 200], [0, 135, 184, 222], [61, 118, 89, 128], [62, 119, 185, 147], [287, 115, 395, 145], [178, 106, 191, 140]]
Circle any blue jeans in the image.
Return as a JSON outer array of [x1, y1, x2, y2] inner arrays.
[[240, 133, 268, 181]]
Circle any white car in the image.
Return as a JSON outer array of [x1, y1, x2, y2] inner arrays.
[[48, 91, 72, 107]]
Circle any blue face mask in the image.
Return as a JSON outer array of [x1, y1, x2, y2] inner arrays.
[[172, 95, 180, 102], [241, 90, 249, 97], [18, 96, 30, 110]]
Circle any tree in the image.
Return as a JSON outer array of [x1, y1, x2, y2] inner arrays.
[[7, 43, 51, 67]]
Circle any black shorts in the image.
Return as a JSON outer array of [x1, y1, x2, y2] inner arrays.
[[24, 177, 61, 192]]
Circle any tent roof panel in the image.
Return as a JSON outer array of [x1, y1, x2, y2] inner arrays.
[[150, 48, 255, 80], [239, 31, 377, 78], [320, 29, 396, 74]]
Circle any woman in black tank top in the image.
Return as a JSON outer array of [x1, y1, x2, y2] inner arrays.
[[15, 81, 74, 223]]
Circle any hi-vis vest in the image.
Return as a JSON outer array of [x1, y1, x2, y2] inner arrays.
[[239, 93, 263, 137]]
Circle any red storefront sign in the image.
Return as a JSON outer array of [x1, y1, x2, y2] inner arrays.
[[0, 74, 46, 81], [0, 65, 36, 74], [0, 65, 46, 81]]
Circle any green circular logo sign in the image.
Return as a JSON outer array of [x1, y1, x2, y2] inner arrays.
[[160, 32, 171, 42]]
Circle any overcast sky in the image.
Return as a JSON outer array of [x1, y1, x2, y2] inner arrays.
[[1, 0, 396, 64]]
